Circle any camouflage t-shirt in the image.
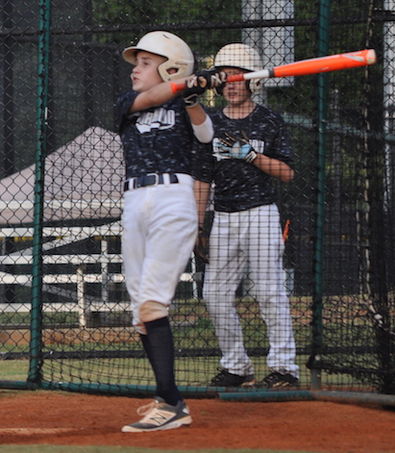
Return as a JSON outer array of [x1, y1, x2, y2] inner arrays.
[[193, 104, 294, 212], [116, 90, 197, 178]]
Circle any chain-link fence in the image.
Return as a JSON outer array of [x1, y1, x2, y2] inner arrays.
[[0, 0, 394, 397]]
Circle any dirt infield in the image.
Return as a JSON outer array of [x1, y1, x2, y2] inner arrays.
[[0, 391, 394, 452]]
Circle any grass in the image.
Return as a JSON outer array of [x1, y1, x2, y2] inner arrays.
[[0, 355, 375, 393], [0, 359, 29, 381], [0, 294, 384, 392]]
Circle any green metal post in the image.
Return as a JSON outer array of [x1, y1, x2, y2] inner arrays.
[[310, 0, 331, 390], [28, 0, 51, 384]]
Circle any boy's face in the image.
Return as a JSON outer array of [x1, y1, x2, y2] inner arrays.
[[131, 51, 167, 91], [222, 67, 251, 106]]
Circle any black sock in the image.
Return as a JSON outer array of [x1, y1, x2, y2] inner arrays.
[[140, 333, 154, 366], [143, 317, 182, 406]]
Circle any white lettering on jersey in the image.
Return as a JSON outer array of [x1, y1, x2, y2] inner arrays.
[[250, 139, 265, 154], [136, 108, 175, 134], [213, 137, 265, 161]]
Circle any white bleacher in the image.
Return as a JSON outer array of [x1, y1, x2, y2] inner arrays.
[[0, 127, 197, 327]]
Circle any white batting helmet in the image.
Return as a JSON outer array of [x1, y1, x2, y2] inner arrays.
[[214, 43, 263, 93], [122, 31, 195, 82]]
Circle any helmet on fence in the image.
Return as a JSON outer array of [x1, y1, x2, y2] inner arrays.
[[214, 43, 263, 93], [122, 31, 195, 82]]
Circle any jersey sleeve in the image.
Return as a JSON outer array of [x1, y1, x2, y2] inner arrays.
[[267, 114, 295, 169]]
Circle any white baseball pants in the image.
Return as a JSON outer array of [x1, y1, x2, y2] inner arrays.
[[203, 204, 299, 377], [122, 174, 197, 332]]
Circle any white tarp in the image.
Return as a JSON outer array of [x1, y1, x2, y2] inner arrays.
[[0, 127, 124, 225]]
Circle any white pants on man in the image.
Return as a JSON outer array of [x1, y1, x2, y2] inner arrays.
[[203, 203, 299, 377]]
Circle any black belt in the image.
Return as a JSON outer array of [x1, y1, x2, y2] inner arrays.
[[124, 173, 179, 191]]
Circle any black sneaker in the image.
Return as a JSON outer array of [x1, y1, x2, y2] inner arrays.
[[210, 369, 256, 387], [261, 371, 299, 389]]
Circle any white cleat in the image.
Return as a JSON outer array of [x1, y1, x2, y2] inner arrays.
[[121, 397, 192, 433]]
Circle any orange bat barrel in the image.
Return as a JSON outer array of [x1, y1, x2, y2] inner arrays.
[[170, 49, 376, 93], [272, 49, 376, 78]]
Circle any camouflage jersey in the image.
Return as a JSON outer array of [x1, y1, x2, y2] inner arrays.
[[116, 90, 197, 179], [194, 104, 294, 212]]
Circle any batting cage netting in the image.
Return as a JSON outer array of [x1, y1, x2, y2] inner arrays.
[[0, 0, 394, 399]]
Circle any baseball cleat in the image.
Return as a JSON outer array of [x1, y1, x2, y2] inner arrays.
[[121, 397, 192, 432], [209, 368, 256, 387], [261, 371, 299, 389]]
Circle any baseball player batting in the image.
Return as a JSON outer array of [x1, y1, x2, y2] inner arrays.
[[116, 31, 221, 432]]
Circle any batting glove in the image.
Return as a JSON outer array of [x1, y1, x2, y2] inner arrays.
[[183, 69, 227, 108], [183, 75, 205, 108], [196, 68, 227, 89], [217, 132, 257, 163], [183, 92, 199, 108]]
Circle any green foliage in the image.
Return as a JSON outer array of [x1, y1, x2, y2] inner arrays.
[[92, 0, 241, 26], [91, 0, 241, 54]]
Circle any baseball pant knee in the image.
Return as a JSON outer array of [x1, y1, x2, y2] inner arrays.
[[139, 300, 169, 324]]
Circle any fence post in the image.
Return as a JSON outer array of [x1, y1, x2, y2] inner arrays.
[[28, 0, 51, 384], [76, 266, 87, 328], [310, 0, 331, 390]]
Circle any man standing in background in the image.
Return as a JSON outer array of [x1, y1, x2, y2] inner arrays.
[[194, 43, 299, 389]]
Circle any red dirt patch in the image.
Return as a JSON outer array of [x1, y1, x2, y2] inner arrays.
[[0, 391, 394, 452]]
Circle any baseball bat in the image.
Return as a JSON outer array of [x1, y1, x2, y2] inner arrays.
[[171, 49, 376, 93]]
